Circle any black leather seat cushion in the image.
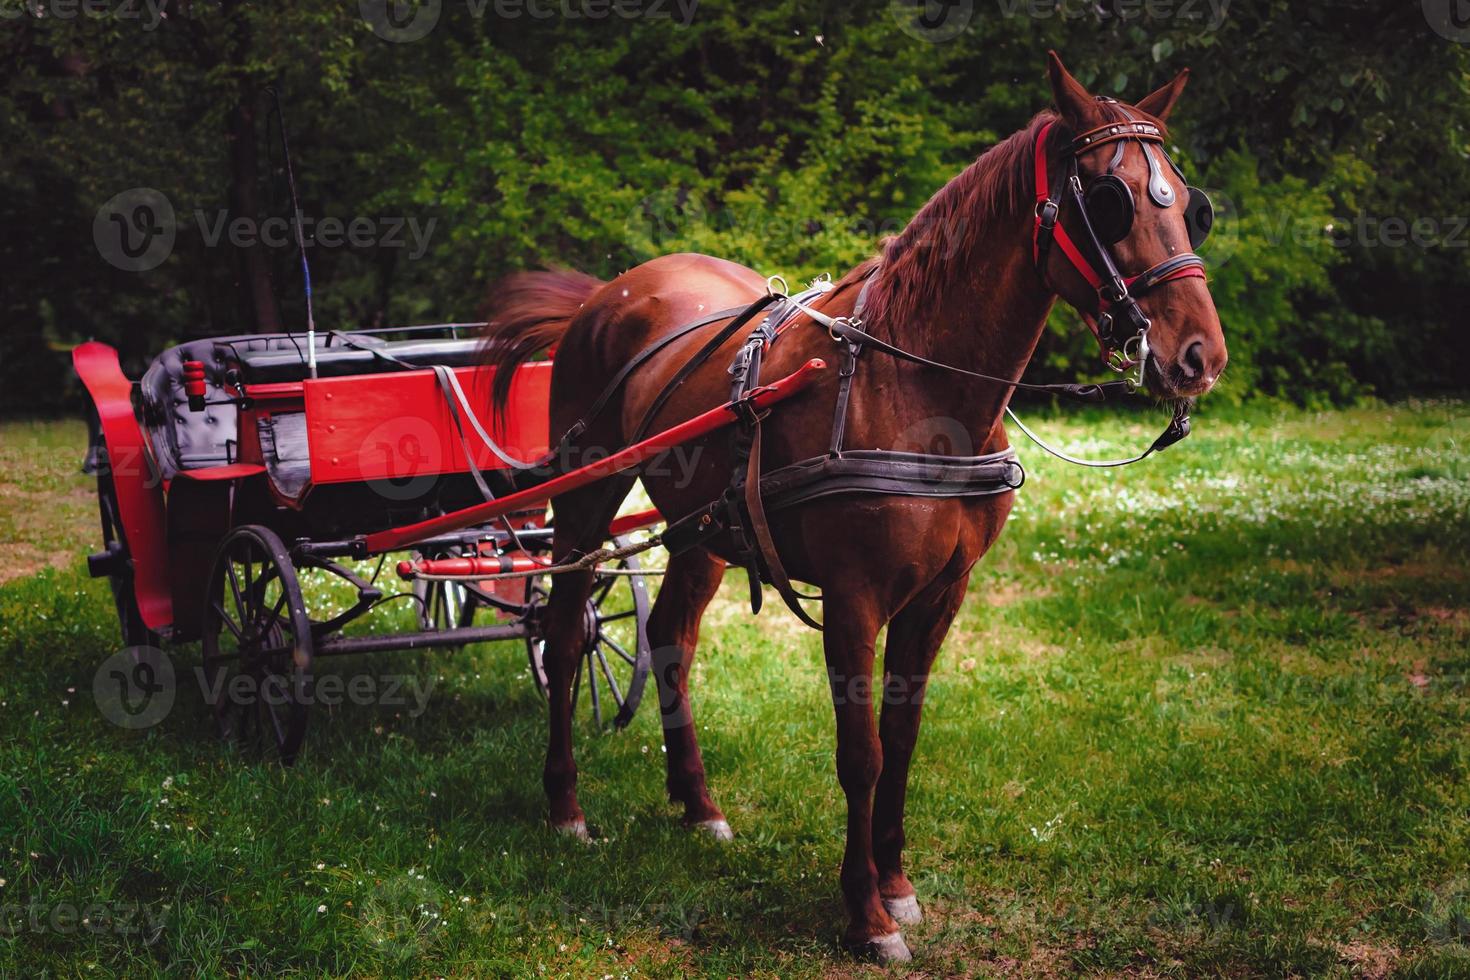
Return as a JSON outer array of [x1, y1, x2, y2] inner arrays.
[[229, 337, 483, 383]]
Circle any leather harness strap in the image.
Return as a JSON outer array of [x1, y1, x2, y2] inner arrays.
[[1032, 119, 1206, 357]]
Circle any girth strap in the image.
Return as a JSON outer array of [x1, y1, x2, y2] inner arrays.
[[745, 418, 825, 630]]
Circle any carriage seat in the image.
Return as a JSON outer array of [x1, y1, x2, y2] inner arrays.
[[228, 336, 483, 384], [139, 332, 376, 479], [139, 332, 487, 481]]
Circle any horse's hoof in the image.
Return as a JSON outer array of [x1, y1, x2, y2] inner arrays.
[[846, 931, 912, 963], [883, 894, 923, 925], [693, 818, 733, 841], [552, 819, 590, 841]]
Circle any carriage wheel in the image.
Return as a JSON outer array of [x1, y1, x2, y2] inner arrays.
[[525, 535, 652, 730], [200, 525, 314, 764], [412, 567, 478, 633], [96, 472, 159, 649]]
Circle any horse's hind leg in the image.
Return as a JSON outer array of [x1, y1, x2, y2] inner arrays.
[[872, 577, 968, 926], [541, 478, 634, 837], [647, 547, 730, 837]]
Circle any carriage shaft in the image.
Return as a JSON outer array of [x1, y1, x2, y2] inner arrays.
[[362, 358, 827, 555]]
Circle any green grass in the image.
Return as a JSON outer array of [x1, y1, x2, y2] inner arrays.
[[1, 401, 1468, 977]]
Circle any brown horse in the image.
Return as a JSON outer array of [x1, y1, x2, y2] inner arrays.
[[481, 52, 1226, 961]]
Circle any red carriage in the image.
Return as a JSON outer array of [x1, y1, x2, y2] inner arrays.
[[74, 325, 821, 761]]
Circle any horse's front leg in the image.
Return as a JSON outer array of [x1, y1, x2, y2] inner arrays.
[[872, 576, 968, 926], [648, 547, 731, 836], [824, 597, 910, 962]]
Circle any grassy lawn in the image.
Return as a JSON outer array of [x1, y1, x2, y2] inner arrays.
[[1, 401, 1467, 977]]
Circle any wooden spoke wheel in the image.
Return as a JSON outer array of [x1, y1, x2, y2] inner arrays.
[[525, 535, 652, 730], [201, 525, 314, 764], [96, 472, 159, 649]]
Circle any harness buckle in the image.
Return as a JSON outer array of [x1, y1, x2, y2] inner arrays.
[[827, 315, 860, 344], [1034, 199, 1060, 228]]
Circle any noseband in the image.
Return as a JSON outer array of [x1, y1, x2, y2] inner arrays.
[[1032, 104, 1211, 383]]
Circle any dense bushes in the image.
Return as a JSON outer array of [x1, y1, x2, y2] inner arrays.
[[2, 0, 1465, 414]]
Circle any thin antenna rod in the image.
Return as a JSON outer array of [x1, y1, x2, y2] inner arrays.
[[268, 86, 317, 378]]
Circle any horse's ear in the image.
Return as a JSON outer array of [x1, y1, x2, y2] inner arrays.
[[1046, 51, 1093, 126], [1134, 68, 1190, 122]]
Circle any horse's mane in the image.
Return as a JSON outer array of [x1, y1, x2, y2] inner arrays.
[[842, 102, 1164, 335]]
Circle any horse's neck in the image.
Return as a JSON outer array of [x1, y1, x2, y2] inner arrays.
[[873, 211, 1055, 442]]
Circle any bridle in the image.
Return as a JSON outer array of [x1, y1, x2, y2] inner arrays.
[[1032, 100, 1213, 389]]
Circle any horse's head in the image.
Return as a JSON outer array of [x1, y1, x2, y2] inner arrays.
[[1040, 52, 1227, 400]]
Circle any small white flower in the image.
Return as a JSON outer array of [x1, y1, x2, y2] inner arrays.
[[317, 904, 327, 913]]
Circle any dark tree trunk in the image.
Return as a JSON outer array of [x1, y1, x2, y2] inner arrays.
[[223, 2, 279, 333]]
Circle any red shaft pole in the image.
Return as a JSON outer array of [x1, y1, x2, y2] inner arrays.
[[363, 358, 826, 554], [606, 507, 663, 537]]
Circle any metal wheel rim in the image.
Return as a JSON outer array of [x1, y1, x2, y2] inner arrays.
[[201, 525, 315, 764], [524, 535, 652, 730]]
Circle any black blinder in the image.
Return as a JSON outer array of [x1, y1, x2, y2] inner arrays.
[[1183, 186, 1214, 249], [1083, 174, 1135, 245]]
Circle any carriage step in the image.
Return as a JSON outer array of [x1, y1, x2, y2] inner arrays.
[[87, 547, 124, 579]]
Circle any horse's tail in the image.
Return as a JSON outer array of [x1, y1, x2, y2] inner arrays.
[[480, 267, 606, 414]]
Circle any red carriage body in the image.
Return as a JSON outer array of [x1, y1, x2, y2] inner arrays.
[[73, 327, 822, 761]]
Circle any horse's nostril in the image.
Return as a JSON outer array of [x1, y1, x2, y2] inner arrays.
[[1180, 340, 1206, 378]]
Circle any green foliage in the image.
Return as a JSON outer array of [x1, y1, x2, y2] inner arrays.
[[1, 0, 1466, 413]]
